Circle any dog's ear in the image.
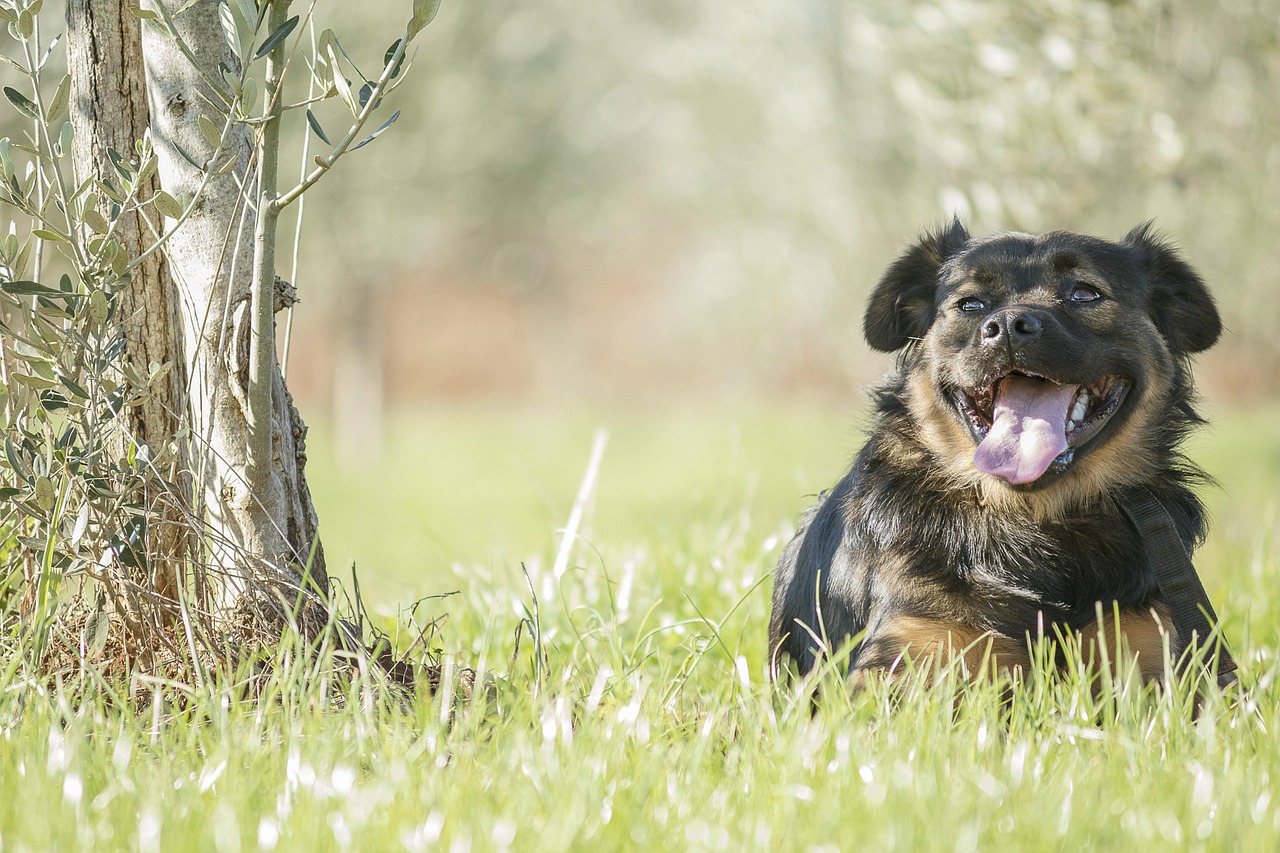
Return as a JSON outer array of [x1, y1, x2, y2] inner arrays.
[[864, 219, 970, 352], [1123, 223, 1221, 355]]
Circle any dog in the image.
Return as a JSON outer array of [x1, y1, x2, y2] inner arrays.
[[769, 221, 1225, 687]]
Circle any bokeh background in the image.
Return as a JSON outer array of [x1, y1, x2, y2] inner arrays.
[[291, 0, 1280, 414], [280, 0, 1280, 609]]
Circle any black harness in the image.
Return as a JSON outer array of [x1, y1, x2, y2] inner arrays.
[[1118, 486, 1238, 687]]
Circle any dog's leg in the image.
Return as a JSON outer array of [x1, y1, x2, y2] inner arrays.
[[849, 615, 1031, 688], [1075, 603, 1177, 684]]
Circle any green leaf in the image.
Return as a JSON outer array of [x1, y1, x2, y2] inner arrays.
[[170, 140, 203, 171], [148, 361, 172, 386], [328, 47, 358, 114], [408, 0, 441, 40], [313, 28, 338, 89], [57, 121, 73, 158], [237, 0, 260, 32], [40, 390, 69, 412], [32, 229, 68, 243], [198, 113, 222, 149], [35, 299, 71, 321], [135, 152, 157, 185], [38, 34, 60, 73], [131, 8, 161, 21], [384, 40, 406, 79], [60, 376, 89, 400], [83, 208, 109, 235], [2, 280, 60, 296], [14, 372, 57, 390], [107, 147, 134, 182], [330, 35, 365, 77], [97, 179, 124, 203], [84, 607, 111, 658], [87, 289, 108, 326], [13, 236, 31, 276], [219, 0, 245, 59], [29, 359, 55, 382], [4, 437, 27, 483], [46, 74, 70, 123], [305, 109, 331, 145], [3, 86, 38, 120], [254, 15, 298, 60], [153, 190, 183, 220], [33, 475, 55, 512], [240, 77, 257, 113], [39, 32, 60, 71], [110, 247, 129, 278], [351, 110, 401, 151]]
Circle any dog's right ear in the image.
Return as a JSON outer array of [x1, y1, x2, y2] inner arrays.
[[1123, 223, 1221, 355], [863, 219, 970, 352]]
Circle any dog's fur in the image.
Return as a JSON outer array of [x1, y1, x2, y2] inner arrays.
[[769, 222, 1221, 684]]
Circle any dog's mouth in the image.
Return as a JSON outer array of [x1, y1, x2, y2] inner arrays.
[[952, 371, 1131, 486]]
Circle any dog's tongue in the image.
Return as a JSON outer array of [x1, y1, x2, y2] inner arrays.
[[973, 375, 1076, 485]]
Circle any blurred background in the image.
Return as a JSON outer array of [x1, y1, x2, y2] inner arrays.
[[282, 0, 1280, 607], [8, 0, 1280, 613], [291, 0, 1280, 416]]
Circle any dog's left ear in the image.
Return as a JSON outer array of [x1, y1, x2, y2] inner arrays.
[[1124, 224, 1221, 354], [864, 219, 970, 352]]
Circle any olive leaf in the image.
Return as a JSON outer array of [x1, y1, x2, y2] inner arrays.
[[408, 0, 441, 40]]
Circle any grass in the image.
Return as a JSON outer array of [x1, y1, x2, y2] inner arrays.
[[2, 399, 1278, 851]]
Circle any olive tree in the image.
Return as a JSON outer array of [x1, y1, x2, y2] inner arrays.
[[0, 0, 436, 670]]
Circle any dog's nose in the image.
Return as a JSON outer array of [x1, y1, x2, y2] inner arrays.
[[983, 309, 1044, 344]]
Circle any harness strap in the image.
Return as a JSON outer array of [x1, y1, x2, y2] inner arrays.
[[1117, 485, 1237, 685]]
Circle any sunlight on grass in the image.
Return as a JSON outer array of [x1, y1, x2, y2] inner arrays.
[[305, 402, 862, 609], [1, 401, 1277, 850]]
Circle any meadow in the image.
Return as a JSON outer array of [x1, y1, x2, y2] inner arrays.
[[1, 399, 1277, 851]]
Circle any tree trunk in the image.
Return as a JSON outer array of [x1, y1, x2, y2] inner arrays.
[[137, 0, 327, 614], [65, 0, 189, 602]]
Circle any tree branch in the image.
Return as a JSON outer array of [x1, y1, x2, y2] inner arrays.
[[271, 30, 409, 213], [247, 0, 291, 481]]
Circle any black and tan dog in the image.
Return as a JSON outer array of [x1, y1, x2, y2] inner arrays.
[[769, 221, 1225, 686]]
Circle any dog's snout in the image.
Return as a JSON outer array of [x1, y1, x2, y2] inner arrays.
[[1010, 312, 1043, 340], [982, 309, 1044, 345]]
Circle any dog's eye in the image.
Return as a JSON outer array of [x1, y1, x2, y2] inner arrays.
[[957, 297, 986, 313], [1069, 285, 1102, 303]]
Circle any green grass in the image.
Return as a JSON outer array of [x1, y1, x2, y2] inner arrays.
[[2, 400, 1278, 851], [305, 403, 862, 609]]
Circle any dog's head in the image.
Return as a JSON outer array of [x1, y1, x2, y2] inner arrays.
[[865, 221, 1219, 512]]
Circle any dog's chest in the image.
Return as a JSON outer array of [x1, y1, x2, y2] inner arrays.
[[863, 495, 1155, 618]]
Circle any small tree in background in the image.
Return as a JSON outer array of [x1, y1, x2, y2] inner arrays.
[[0, 0, 437, 679]]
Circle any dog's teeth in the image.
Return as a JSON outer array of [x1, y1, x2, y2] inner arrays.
[[1067, 419, 1077, 432], [1071, 395, 1088, 423]]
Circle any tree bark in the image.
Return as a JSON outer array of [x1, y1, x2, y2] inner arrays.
[[66, 0, 189, 601], [137, 0, 327, 613]]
